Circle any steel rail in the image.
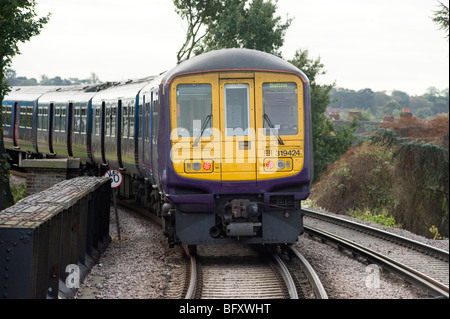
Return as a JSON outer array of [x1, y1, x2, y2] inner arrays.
[[305, 225, 449, 298], [185, 254, 197, 299], [272, 254, 299, 299], [302, 208, 449, 261], [285, 245, 328, 299]]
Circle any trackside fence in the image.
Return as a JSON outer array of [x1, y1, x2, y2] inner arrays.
[[0, 176, 111, 299]]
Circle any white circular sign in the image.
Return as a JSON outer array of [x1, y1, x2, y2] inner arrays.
[[104, 169, 123, 188]]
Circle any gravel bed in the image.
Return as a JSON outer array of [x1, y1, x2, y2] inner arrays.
[[75, 207, 180, 299], [75, 205, 448, 299]]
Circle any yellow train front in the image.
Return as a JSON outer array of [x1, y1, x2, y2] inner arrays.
[[157, 49, 313, 246]]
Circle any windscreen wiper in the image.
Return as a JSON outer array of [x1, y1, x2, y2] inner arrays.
[[193, 114, 212, 147], [264, 113, 284, 145]]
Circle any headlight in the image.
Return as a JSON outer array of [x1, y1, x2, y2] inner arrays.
[[192, 161, 201, 171], [277, 160, 285, 169]]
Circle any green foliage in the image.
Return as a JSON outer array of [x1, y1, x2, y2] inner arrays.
[[347, 208, 400, 228], [0, 0, 50, 210], [10, 180, 27, 204], [432, 1, 449, 39], [429, 225, 443, 240], [204, 0, 292, 54]]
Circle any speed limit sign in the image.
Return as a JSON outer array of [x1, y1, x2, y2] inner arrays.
[[104, 169, 123, 188]]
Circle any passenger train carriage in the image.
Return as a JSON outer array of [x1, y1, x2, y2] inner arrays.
[[2, 48, 313, 247]]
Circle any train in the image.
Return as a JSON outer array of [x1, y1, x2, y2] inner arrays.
[[2, 48, 313, 247]]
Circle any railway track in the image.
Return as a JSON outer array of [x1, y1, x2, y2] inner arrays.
[[181, 244, 327, 299], [302, 208, 449, 298], [116, 199, 327, 299]]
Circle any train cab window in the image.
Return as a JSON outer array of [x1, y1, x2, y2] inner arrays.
[[176, 84, 212, 138], [262, 83, 298, 136], [224, 83, 250, 136]]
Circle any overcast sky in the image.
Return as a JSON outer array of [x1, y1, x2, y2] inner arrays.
[[10, 0, 449, 96]]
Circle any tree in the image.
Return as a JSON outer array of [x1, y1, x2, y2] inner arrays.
[[173, 0, 291, 60], [289, 49, 356, 181], [383, 100, 401, 115], [172, 0, 220, 61], [0, 0, 50, 210], [204, 0, 292, 54], [392, 90, 410, 109], [432, 1, 449, 40]]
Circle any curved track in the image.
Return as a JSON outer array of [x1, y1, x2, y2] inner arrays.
[[302, 208, 449, 298], [183, 244, 327, 299]]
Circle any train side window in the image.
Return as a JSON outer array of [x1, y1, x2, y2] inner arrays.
[[26, 106, 33, 128], [138, 103, 142, 141], [81, 106, 87, 134], [262, 83, 298, 136], [111, 105, 116, 137], [54, 107, 60, 131], [60, 107, 66, 132], [145, 102, 150, 142], [129, 101, 134, 138], [106, 105, 111, 137], [42, 107, 48, 130], [37, 107, 44, 130], [122, 105, 128, 138], [152, 94, 159, 145], [19, 105, 27, 128], [74, 106, 80, 133], [4, 105, 12, 126], [95, 107, 101, 136]]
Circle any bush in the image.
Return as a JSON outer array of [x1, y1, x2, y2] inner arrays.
[[347, 208, 401, 228], [11, 182, 27, 203], [311, 143, 394, 215], [311, 115, 449, 239]]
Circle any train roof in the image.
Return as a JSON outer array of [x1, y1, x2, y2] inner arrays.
[[161, 48, 308, 84], [3, 86, 61, 102], [91, 76, 159, 102], [37, 85, 101, 104]]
